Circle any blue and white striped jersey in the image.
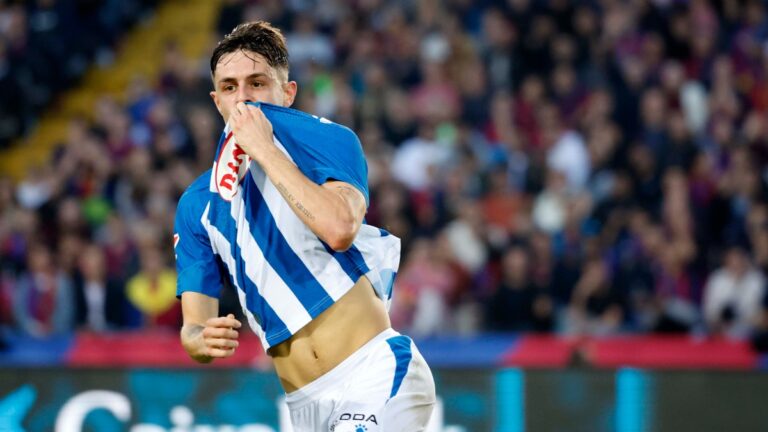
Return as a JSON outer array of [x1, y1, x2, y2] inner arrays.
[[174, 103, 400, 351]]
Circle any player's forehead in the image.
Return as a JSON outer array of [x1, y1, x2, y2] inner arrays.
[[213, 49, 277, 81]]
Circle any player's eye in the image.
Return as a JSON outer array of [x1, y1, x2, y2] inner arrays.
[[251, 82, 264, 88], [223, 85, 235, 92]]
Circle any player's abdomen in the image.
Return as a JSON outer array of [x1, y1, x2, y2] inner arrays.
[[270, 276, 391, 392]]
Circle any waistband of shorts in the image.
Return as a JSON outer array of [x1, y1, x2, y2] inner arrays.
[[284, 327, 400, 408]]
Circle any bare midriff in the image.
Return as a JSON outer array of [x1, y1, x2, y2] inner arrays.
[[269, 276, 391, 393]]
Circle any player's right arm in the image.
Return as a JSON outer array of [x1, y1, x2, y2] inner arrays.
[[180, 293, 241, 363], [174, 173, 240, 363]]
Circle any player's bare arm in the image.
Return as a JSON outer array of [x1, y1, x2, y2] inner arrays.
[[180, 292, 241, 363], [229, 101, 367, 251]]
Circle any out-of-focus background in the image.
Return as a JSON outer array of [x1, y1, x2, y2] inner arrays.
[[1, 0, 768, 430]]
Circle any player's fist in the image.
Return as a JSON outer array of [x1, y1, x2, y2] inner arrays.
[[181, 314, 242, 363], [201, 313, 242, 358]]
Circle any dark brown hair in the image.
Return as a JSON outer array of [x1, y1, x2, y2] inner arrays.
[[210, 21, 289, 78]]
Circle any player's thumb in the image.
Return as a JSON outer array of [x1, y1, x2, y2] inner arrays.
[[226, 313, 242, 328]]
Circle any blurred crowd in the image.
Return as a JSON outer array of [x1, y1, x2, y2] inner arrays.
[[2, 0, 768, 352], [0, 0, 158, 149]]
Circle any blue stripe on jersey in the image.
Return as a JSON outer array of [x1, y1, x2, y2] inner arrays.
[[379, 228, 390, 237], [381, 269, 396, 300], [321, 242, 370, 285], [386, 335, 413, 399], [211, 202, 291, 346], [243, 174, 334, 317]]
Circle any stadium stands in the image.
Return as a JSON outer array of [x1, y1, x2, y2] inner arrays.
[[2, 0, 768, 368]]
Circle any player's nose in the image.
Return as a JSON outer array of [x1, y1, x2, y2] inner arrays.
[[235, 87, 252, 104]]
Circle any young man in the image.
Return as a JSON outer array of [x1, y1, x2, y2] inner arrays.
[[173, 21, 435, 431]]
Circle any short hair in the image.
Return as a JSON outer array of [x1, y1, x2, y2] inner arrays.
[[210, 21, 289, 79]]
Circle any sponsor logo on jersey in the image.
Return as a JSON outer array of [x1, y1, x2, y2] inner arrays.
[[214, 131, 251, 201]]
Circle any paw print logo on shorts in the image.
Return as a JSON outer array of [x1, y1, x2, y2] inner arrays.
[[355, 425, 368, 432]]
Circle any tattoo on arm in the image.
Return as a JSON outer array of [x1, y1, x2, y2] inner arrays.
[[181, 323, 204, 340], [276, 182, 315, 221]]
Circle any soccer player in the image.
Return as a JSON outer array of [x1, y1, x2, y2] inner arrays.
[[173, 21, 436, 431]]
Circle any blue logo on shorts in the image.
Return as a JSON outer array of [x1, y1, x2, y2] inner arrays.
[[355, 425, 368, 432]]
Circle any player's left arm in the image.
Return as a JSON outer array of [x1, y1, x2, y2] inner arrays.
[[229, 101, 366, 251]]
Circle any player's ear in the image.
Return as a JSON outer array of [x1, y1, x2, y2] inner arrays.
[[210, 91, 223, 116], [283, 81, 297, 107]]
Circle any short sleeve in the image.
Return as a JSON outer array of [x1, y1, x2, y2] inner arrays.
[[174, 192, 222, 299], [303, 126, 369, 206], [307, 127, 369, 204], [259, 104, 370, 206]]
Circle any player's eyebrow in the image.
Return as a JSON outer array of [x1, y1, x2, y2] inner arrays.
[[217, 73, 271, 85]]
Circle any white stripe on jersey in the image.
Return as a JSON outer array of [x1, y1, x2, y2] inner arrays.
[[353, 224, 399, 307], [200, 203, 264, 343], [227, 181, 314, 334]]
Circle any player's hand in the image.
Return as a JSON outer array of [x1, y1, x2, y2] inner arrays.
[[181, 313, 242, 363], [201, 313, 242, 358], [229, 101, 274, 164]]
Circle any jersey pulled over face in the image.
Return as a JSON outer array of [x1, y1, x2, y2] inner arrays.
[[174, 104, 401, 351], [210, 49, 296, 122]]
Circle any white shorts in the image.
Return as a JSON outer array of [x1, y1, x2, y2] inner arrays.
[[284, 328, 436, 432]]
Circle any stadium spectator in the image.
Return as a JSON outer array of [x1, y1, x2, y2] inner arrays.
[[565, 258, 623, 336], [124, 245, 179, 329], [391, 236, 462, 336], [703, 244, 766, 339], [486, 243, 554, 332], [12, 244, 74, 337], [652, 168, 700, 332], [391, 122, 451, 191], [72, 243, 134, 331]]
